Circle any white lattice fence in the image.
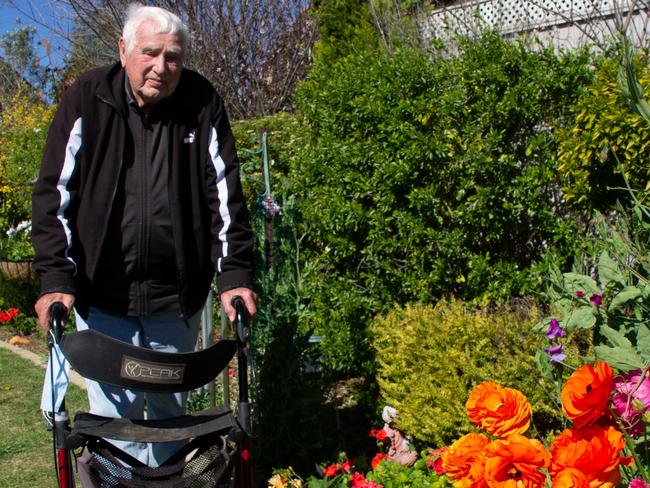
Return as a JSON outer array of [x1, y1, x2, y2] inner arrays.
[[423, 0, 649, 45]]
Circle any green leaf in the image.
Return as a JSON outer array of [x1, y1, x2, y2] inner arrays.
[[598, 251, 625, 288], [595, 345, 644, 371], [564, 306, 597, 329], [599, 323, 632, 348], [608, 286, 642, 311], [637, 324, 650, 361], [563, 273, 600, 295], [535, 349, 555, 381]]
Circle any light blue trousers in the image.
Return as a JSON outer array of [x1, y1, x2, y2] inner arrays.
[[75, 307, 201, 467]]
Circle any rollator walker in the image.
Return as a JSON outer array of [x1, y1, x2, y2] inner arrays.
[[45, 297, 253, 488]]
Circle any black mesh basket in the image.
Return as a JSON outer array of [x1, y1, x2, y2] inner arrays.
[[76, 431, 236, 488]]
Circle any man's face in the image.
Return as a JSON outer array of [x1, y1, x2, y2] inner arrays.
[[119, 20, 183, 110]]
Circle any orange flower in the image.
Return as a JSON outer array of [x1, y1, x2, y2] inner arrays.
[[484, 434, 550, 488], [550, 424, 626, 488], [466, 381, 532, 437], [442, 433, 490, 488], [552, 469, 590, 488], [561, 362, 613, 428]]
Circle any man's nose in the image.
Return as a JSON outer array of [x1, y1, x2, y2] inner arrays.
[[152, 54, 167, 74]]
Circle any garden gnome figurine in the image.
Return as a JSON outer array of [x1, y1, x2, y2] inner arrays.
[[382, 406, 418, 466]]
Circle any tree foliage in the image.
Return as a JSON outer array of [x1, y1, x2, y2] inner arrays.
[[292, 32, 594, 372], [0, 26, 56, 104]]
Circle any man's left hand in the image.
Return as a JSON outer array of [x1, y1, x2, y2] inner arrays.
[[220, 287, 257, 322]]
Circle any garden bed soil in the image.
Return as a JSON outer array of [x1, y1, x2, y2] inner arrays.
[[0, 327, 47, 356]]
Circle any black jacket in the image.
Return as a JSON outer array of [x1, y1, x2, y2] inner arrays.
[[32, 63, 254, 317]]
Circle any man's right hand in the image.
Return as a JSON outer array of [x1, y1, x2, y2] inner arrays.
[[35, 293, 75, 332]]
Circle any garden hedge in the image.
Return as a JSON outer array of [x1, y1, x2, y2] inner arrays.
[[291, 32, 594, 373]]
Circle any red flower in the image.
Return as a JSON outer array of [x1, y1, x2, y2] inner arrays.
[[323, 464, 339, 477], [427, 447, 448, 475], [369, 428, 387, 441], [341, 459, 352, 472], [371, 453, 388, 470], [7, 308, 18, 318]]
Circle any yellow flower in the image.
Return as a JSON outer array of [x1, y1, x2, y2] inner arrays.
[[268, 474, 287, 488]]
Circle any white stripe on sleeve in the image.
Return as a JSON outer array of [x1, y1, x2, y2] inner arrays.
[[57, 117, 82, 271], [208, 126, 232, 273]]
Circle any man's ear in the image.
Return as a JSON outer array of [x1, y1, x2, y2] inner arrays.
[[118, 37, 127, 67]]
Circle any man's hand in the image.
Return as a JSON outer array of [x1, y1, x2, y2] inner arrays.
[[35, 293, 75, 332], [220, 287, 257, 322]]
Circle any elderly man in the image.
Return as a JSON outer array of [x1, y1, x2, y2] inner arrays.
[[32, 3, 257, 465]]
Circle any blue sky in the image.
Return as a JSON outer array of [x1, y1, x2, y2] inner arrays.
[[0, 1, 71, 69]]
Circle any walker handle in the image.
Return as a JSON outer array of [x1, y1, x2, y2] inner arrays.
[[48, 301, 68, 344]]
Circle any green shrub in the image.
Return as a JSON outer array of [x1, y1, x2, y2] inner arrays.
[[0, 94, 54, 234], [557, 53, 650, 211], [370, 299, 581, 446], [0, 273, 39, 321], [292, 32, 594, 373]]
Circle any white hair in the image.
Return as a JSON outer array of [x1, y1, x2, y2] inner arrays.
[[122, 3, 189, 57]]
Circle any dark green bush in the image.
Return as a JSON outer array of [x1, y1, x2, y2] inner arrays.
[[0, 274, 39, 321], [291, 32, 594, 373]]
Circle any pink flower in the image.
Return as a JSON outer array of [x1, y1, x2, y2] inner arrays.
[[576, 290, 585, 298], [590, 294, 603, 307], [351, 472, 384, 488], [351, 473, 367, 487], [629, 478, 650, 488], [612, 370, 650, 436]]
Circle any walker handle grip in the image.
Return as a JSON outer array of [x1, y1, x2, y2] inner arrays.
[[48, 301, 68, 343], [231, 296, 247, 324]]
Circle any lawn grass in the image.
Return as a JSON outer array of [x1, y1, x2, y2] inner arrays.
[[0, 347, 88, 488]]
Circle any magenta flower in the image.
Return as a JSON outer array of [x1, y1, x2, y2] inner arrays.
[[590, 293, 603, 307], [575, 290, 585, 298], [612, 370, 650, 437], [629, 478, 650, 488], [545, 318, 566, 340], [544, 344, 566, 364]]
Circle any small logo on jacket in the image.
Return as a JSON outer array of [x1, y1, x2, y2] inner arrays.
[[184, 130, 196, 144]]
